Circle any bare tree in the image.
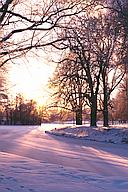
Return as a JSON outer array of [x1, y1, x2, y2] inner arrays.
[[0, 0, 95, 66], [58, 4, 126, 127], [62, 13, 105, 127], [49, 53, 87, 125], [96, 13, 126, 127]]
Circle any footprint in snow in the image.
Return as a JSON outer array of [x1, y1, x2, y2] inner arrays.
[[29, 189, 35, 192], [20, 185, 25, 188], [6, 188, 13, 191]]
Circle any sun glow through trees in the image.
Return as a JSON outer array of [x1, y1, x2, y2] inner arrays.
[[9, 58, 55, 106]]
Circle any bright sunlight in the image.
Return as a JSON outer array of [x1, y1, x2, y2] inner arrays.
[[9, 57, 55, 106]]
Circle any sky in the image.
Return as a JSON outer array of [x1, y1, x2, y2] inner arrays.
[[8, 56, 56, 106]]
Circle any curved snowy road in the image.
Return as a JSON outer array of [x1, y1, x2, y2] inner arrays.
[[0, 125, 128, 192]]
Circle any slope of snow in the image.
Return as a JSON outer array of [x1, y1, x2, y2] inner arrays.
[[0, 125, 128, 192], [46, 125, 128, 144]]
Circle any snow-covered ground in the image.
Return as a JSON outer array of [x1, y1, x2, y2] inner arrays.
[[0, 124, 128, 192], [46, 124, 128, 144]]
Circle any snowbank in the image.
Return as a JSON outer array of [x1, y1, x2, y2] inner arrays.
[[45, 125, 128, 144]]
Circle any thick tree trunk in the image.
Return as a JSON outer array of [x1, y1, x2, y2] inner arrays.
[[76, 106, 82, 125], [90, 95, 97, 127]]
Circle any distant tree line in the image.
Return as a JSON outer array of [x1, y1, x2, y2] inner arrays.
[[0, 95, 42, 125], [0, 94, 75, 125]]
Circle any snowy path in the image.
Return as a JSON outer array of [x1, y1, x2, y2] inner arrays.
[[0, 125, 128, 192]]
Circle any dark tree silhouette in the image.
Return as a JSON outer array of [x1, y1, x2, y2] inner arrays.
[[49, 53, 87, 125], [0, 0, 95, 66]]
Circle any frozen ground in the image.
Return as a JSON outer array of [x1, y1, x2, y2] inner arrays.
[[0, 124, 128, 192]]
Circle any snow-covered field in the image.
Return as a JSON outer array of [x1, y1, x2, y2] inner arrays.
[[0, 124, 128, 192]]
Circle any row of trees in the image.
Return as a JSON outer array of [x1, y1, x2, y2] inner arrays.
[[0, 94, 75, 125], [0, 95, 42, 125], [1, 92, 127, 125], [49, 0, 128, 126]]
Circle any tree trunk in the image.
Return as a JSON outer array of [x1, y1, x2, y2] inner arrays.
[[102, 69, 109, 127], [76, 106, 82, 125], [103, 93, 109, 127], [90, 95, 97, 127]]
